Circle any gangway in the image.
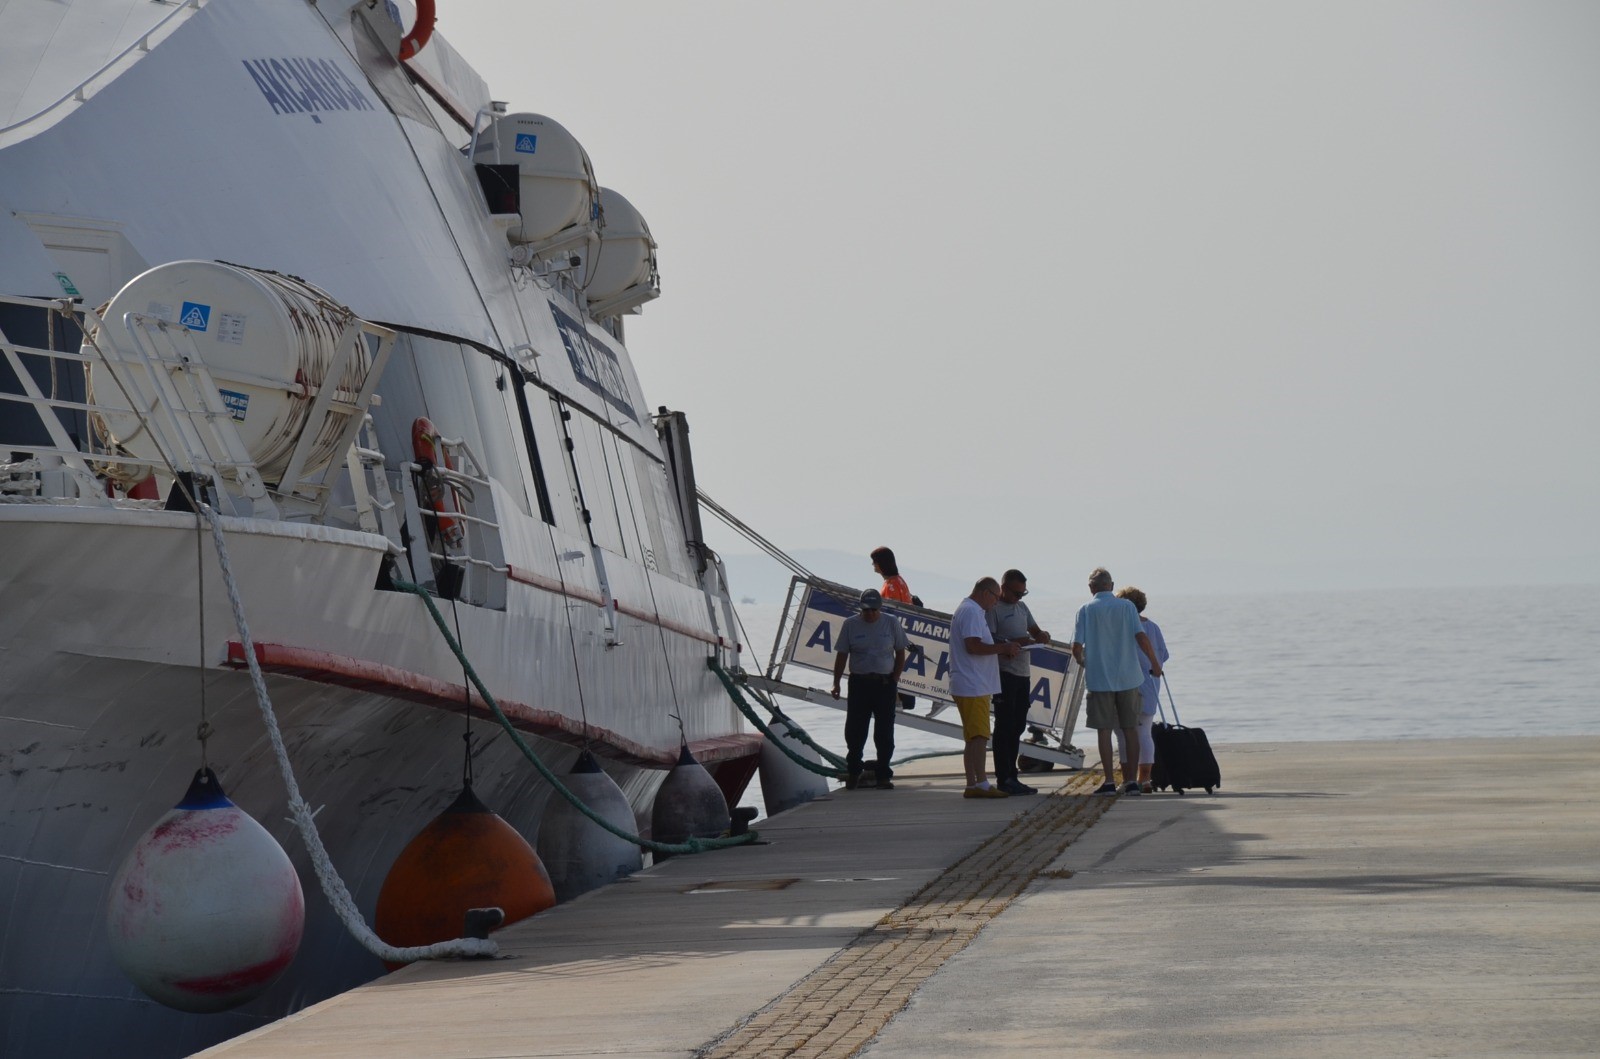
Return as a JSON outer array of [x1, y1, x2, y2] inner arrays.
[[739, 673, 1085, 770], [752, 575, 1087, 771]]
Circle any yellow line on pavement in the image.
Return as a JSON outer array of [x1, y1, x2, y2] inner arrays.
[[699, 772, 1111, 1059]]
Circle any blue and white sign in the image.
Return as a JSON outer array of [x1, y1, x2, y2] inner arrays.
[[784, 582, 1078, 729], [550, 303, 638, 422], [179, 302, 211, 331], [515, 133, 538, 153], [219, 389, 250, 422]]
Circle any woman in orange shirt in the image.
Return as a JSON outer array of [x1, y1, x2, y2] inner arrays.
[[871, 546, 912, 603], [871, 547, 917, 711]]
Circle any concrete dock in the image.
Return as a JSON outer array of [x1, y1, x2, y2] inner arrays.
[[201, 737, 1600, 1058]]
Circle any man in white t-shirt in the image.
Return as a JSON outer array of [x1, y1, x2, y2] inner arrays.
[[987, 569, 1051, 795], [949, 577, 1021, 798]]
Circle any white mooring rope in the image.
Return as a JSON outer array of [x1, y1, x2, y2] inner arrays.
[[200, 505, 496, 963]]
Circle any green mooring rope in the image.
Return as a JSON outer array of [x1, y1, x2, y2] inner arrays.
[[707, 661, 964, 773], [740, 679, 851, 770], [707, 659, 847, 778], [393, 579, 757, 855]]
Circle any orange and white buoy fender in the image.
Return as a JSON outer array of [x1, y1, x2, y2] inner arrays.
[[374, 784, 555, 970], [411, 416, 464, 549], [397, 0, 435, 61], [105, 767, 304, 1013]]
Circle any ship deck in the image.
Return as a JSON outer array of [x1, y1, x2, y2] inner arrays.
[[197, 736, 1600, 1058]]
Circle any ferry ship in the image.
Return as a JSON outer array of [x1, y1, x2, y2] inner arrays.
[[0, 0, 760, 1053]]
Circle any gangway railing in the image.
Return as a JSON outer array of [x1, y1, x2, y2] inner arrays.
[[697, 487, 816, 581]]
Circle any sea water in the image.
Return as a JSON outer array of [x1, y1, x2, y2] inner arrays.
[[726, 582, 1600, 770]]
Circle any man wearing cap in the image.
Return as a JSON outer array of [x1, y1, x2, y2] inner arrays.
[[831, 588, 909, 790], [1071, 567, 1164, 796]]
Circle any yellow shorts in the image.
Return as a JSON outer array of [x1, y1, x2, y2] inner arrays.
[[953, 695, 992, 740]]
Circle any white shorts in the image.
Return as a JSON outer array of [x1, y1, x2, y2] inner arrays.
[[1115, 713, 1155, 762]]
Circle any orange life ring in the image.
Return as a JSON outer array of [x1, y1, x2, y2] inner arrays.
[[398, 0, 436, 61], [411, 417, 464, 549]]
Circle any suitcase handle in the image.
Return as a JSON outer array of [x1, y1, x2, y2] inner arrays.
[[1159, 675, 1182, 727]]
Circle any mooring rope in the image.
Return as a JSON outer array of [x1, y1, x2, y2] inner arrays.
[[720, 600, 849, 770], [707, 660, 846, 777], [201, 506, 497, 963], [708, 662, 965, 775], [390, 578, 758, 856]]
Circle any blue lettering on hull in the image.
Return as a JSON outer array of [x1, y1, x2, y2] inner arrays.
[[243, 58, 378, 118]]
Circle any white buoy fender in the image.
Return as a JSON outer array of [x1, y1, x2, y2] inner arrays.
[[106, 768, 304, 1013], [649, 745, 730, 856], [758, 719, 832, 816], [536, 750, 643, 903]]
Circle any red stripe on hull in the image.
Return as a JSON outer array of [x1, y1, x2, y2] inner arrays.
[[505, 566, 740, 651], [223, 641, 760, 770]]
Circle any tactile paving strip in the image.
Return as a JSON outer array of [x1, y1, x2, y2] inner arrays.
[[699, 772, 1111, 1058]]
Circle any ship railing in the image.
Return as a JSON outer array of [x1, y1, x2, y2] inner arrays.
[[340, 412, 403, 541], [1, 294, 147, 506], [0, 0, 207, 148], [399, 433, 508, 610]]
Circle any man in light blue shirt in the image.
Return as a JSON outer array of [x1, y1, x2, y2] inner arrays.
[[1071, 567, 1164, 796]]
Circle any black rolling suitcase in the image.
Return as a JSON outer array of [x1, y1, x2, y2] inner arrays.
[[1150, 678, 1220, 795]]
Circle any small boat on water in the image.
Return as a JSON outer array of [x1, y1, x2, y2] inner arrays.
[[0, 1, 759, 1053]]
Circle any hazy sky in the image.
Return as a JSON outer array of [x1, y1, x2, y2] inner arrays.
[[436, 2, 1599, 594]]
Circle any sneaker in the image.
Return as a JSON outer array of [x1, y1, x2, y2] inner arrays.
[[875, 779, 895, 790], [998, 779, 1038, 796], [1121, 781, 1142, 796], [1093, 782, 1119, 796], [1140, 782, 1154, 794], [963, 784, 1009, 799]]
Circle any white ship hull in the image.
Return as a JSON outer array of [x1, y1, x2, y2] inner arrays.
[[0, 0, 759, 1053]]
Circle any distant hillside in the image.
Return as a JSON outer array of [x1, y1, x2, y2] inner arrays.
[[717, 550, 992, 609], [712, 549, 1600, 601]]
